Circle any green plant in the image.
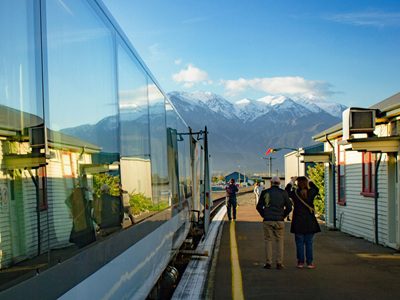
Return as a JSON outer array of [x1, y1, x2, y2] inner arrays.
[[307, 163, 325, 215], [93, 173, 120, 198], [129, 192, 169, 215]]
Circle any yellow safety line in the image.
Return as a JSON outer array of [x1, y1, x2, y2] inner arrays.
[[230, 221, 244, 300], [357, 253, 400, 259]]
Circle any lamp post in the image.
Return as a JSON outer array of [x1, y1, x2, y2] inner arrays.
[[266, 147, 301, 178], [262, 156, 275, 177]]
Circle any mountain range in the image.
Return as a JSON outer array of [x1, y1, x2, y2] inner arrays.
[[167, 91, 346, 174], [61, 91, 346, 175]]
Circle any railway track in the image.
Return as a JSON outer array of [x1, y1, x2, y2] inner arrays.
[[210, 187, 253, 219]]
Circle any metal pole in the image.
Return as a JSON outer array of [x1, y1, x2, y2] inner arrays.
[[269, 157, 272, 177], [326, 135, 337, 230], [204, 126, 210, 235]]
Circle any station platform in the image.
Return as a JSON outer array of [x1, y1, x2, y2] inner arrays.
[[208, 193, 400, 300]]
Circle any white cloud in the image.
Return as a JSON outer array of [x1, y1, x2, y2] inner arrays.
[[326, 11, 400, 27], [172, 64, 210, 87], [147, 43, 165, 61], [174, 58, 182, 65], [221, 76, 334, 99]]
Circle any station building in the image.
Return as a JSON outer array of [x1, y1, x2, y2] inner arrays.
[[313, 92, 400, 249]]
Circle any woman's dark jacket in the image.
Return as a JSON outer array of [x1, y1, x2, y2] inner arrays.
[[285, 181, 321, 234]]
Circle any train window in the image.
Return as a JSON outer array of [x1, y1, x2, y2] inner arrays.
[[45, 0, 120, 268], [117, 41, 152, 222], [148, 84, 169, 211]]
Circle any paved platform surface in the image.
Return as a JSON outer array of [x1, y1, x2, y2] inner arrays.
[[211, 193, 400, 300]]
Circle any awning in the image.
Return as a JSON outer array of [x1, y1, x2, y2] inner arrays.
[[346, 136, 400, 153], [300, 152, 332, 163]]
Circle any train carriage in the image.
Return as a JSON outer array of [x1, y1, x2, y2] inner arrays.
[[0, 0, 210, 299]]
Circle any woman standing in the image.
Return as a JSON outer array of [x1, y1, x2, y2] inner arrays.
[[286, 176, 320, 269]]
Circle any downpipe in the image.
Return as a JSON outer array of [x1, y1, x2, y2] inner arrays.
[[374, 153, 382, 245]]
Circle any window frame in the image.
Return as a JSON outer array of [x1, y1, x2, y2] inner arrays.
[[337, 144, 346, 205]]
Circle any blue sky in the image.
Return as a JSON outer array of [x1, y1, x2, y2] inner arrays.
[[103, 0, 400, 107]]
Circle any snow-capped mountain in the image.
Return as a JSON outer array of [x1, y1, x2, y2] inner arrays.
[[168, 91, 346, 173], [168, 91, 238, 120], [294, 97, 346, 118], [61, 90, 346, 174], [169, 91, 346, 123]]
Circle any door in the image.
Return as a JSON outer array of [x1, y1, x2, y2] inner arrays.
[[387, 154, 399, 249]]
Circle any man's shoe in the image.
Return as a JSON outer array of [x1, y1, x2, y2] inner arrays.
[[307, 264, 316, 269], [263, 263, 272, 269], [276, 263, 284, 270], [296, 263, 304, 269]]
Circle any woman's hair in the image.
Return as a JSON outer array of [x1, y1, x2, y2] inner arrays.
[[297, 176, 310, 189]]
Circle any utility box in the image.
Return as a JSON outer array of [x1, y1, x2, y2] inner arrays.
[[342, 108, 376, 141]]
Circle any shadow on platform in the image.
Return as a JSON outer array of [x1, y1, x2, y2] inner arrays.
[[211, 203, 400, 300]]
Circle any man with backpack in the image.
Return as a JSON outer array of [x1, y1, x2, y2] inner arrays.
[[256, 176, 292, 270]]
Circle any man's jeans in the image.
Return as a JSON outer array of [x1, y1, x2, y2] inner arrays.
[[263, 221, 285, 264], [295, 233, 315, 264], [226, 198, 237, 220]]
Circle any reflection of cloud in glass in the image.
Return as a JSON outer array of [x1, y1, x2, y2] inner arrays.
[[57, 0, 74, 16], [119, 87, 147, 109], [165, 102, 174, 111], [47, 28, 110, 46], [119, 84, 164, 109], [148, 84, 164, 104]]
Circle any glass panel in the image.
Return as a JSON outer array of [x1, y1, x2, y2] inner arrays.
[[364, 174, 369, 191], [0, 0, 46, 288], [371, 154, 376, 192], [117, 42, 152, 223], [148, 83, 169, 210], [166, 100, 180, 205], [165, 99, 193, 208], [45, 0, 120, 263], [339, 176, 345, 200], [176, 118, 191, 201]]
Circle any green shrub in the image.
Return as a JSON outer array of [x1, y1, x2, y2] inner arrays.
[[129, 193, 169, 215], [307, 163, 325, 215]]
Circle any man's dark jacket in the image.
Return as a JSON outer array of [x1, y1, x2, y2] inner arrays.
[[256, 185, 292, 221]]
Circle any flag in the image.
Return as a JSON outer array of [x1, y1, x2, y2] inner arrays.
[[265, 148, 274, 155]]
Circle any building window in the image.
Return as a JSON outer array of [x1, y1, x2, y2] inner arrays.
[[61, 152, 74, 178], [337, 144, 346, 205], [361, 152, 376, 197], [38, 166, 48, 210]]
